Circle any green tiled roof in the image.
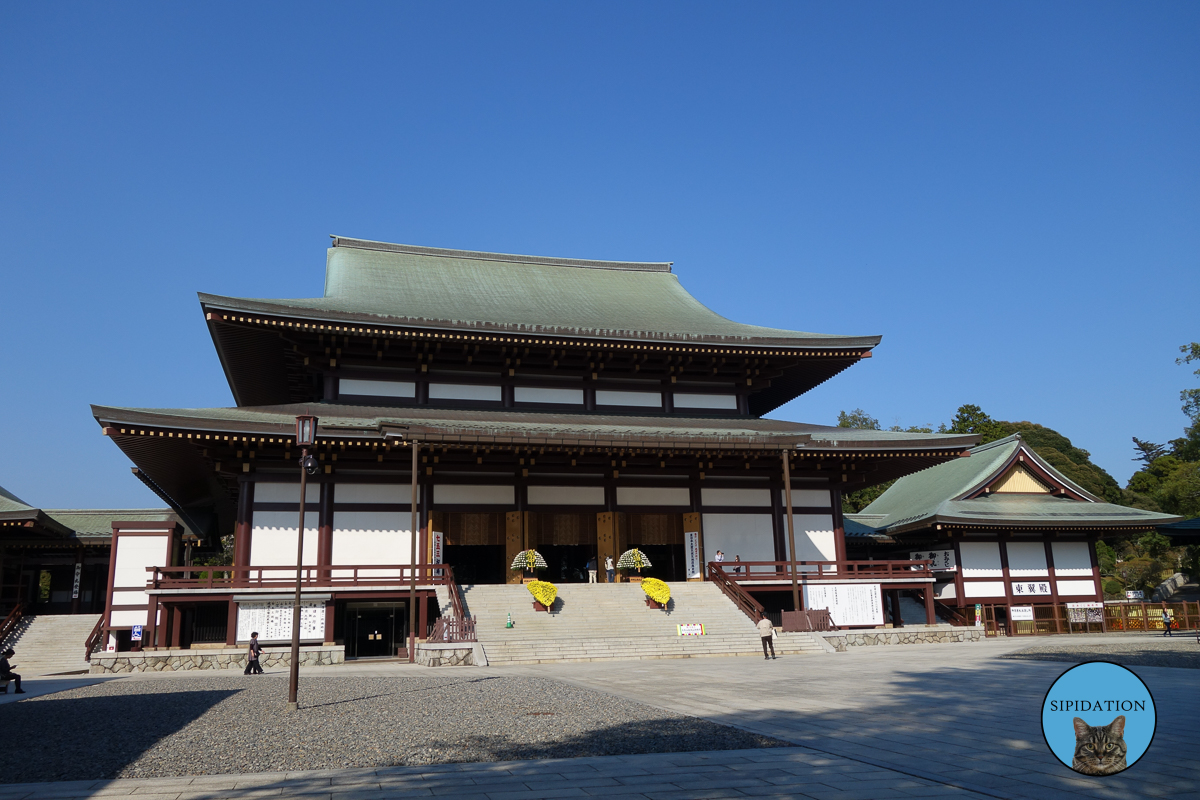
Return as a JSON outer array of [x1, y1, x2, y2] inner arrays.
[[851, 434, 1181, 532], [0, 485, 34, 515], [198, 238, 882, 348], [44, 510, 179, 538]]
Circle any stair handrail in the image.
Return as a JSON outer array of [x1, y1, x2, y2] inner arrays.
[[441, 564, 467, 622], [0, 602, 23, 647], [708, 562, 765, 623], [84, 614, 106, 662]]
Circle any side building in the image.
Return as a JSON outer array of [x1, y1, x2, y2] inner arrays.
[[91, 237, 979, 657], [848, 434, 1181, 630]]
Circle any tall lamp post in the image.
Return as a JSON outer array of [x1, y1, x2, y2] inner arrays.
[[288, 414, 319, 712]]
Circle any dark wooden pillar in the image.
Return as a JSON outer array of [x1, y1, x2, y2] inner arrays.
[[324, 602, 336, 646], [318, 482, 334, 582], [998, 535, 1014, 610], [830, 488, 848, 563], [170, 605, 183, 649], [1043, 536, 1061, 632], [924, 586, 936, 625], [234, 481, 255, 568], [226, 598, 238, 646], [951, 534, 966, 608], [418, 593, 428, 641]]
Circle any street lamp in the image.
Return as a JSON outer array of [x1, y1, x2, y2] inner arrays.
[[288, 414, 319, 712]]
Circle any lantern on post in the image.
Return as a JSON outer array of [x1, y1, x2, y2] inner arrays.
[[287, 414, 318, 711]]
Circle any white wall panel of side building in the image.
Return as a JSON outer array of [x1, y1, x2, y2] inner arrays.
[[250, 511, 318, 574], [332, 510, 412, 577], [339, 378, 415, 398], [959, 542, 1003, 577], [429, 383, 502, 402], [527, 486, 605, 505], [963, 581, 1007, 598], [110, 533, 171, 627], [673, 393, 738, 409], [701, 488, 770, 507], [783, 514, 837, 563], [434, 485, 515, 505], [617, 486, 690, 506], [1056, 580, 1098, 596], [781, 489, 832, 508], [1051, 542, 1094, 576], [1006, 542, 1049, 576], [702, 514, 775, 564], [335, 483, 408, 504], [515, 387, 584, 405], [254, 483, 320, 503]]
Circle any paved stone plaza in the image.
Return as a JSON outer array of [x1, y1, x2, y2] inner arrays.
[[0, 635, 1196, 799]]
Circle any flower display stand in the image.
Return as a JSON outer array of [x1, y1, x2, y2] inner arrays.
[[533, 601, 548, 612]]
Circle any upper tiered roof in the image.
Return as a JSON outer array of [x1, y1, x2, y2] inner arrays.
[[201, 237, 882, 348]]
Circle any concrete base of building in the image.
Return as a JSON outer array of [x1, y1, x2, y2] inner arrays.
[[89, 645, 345, 673], [415, 642, 488, 667]]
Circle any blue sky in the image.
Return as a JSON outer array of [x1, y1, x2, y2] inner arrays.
[[1, 2, 1197, 508]]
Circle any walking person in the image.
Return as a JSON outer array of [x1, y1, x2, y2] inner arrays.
[[0, 648, 24, 694], [244, 632, 264, 674], [1162, 606, 1173, 637], [757, 613, 776, 660], [586, 556, 597, 584], [604, 555, 615, 584]]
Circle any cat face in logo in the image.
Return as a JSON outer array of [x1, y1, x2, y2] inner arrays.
[[1071, 715, 1127, 776]]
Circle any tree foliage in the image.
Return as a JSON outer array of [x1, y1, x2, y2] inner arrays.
[[1124, 342, 1200, 514], [837, 409, 880, 430]]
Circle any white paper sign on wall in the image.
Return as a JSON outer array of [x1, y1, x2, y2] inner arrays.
[[803, 583, 883, 627], [236, 601, 325, 643], [685, 531, 702, 579], [1009, 606, 1035, 621]]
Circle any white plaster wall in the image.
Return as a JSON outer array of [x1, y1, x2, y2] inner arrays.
[[111, 610, 152, 626], [429, 383, 502, 402], [336, 483, 404, 504], [617, 486, 690, 506], [254, 483, 320, 504], [1052, 542, 1094, 576], [960, 542, 1003, 577], [340, 378, 415, 398], [781, 489, 832, 508], [702, 514, 775, 564], [1056, 579, 1098, 596], [250, 511, 318, 572], [701, 488, 771, 507], [527, 486, 605, 505], [1006, 542, 1049, 576], [515, 387, 584, 405], [113, 535, 170, 590], [673, 393, 737, 409], [782, 514, 837, 562], [595, 390, 661, 407], [332, 511, 412, 578], [934, 582, 957, 599], [433, 485, 514, 505], [963, 581, 1006, 598]]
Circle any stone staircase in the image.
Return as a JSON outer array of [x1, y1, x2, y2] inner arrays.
[[0, 614, 100, 676], [436, 582, 826, 665]]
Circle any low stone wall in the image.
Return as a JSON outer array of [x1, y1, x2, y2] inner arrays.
[[89, 645, 344, 674], [1152, 572, 1191, 603], [416, 642, 488, 667], [817, 626, 982, 652]]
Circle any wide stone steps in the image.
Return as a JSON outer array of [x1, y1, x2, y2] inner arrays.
[[1, 614, 101, 676], [434, 583, 824, 664]]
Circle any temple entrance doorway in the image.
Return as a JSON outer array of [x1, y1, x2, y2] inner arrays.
[[529, 513, 596, 583], [622, 513, 686, 582], [442, 512, 506, 585], [345, 601, 402, 659]]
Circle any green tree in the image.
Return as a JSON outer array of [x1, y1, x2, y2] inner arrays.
[[1137, 531, 1172, 559], [837, 409, 880, 430], [1095, 540, 1117, 574], [945, 404, 1008, 444], [1132, 437, 1168, 466]]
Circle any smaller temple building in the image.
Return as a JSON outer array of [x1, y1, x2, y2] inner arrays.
[[848, 434, 1181, 630]]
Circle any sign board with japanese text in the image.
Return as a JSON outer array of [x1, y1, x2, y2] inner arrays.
[[1009, 606, 1035, 621], [1011, 581, 1052, 597], [909, 550, 956, 571], [685, 531, 702, 579], [803, 583, 883, 627], [677, 623, 705, 636]]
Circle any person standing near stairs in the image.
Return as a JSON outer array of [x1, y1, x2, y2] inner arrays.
[[0, 648, 24, 693], [605, 555, 615, 584], [756, 614, 776, 660]]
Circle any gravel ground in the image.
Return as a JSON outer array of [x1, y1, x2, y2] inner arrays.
[[1002, 636, 1200, 669], [0, 675, 785, 783]]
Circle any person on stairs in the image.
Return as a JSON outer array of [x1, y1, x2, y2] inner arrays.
[[0, 648, 24, 693], [757, 613, 776, 660]]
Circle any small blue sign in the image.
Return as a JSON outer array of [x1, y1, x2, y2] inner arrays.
[[131, 625, 143, 641]]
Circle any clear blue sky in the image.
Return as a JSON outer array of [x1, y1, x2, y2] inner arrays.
[[1, 3, 1197, 508]]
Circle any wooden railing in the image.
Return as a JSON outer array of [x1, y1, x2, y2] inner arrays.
[[0, 603, 22, 646], [714, 559, 933, 582], [708, 563, 765, 623], [84, 614, 105, 662], [427, 616, 477, 643], [781, 609, 838, 632], [147, 564, 457, 590]]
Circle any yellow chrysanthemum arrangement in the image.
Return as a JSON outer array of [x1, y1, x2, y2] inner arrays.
[[527, 580, 558, 608], [642, 578, 670, 606]]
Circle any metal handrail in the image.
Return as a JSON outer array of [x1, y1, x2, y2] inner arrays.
[[708, 563, 764, 623], [0, 603, 23, 646], [84, 614, 105, 661]]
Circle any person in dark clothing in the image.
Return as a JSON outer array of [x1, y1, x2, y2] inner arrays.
[[244, 632, 264, 675], [0, 648, 24, 693]]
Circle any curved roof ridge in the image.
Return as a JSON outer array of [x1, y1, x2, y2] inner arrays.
[[330, 236, 673, 273], [0, 484, 35, 514]]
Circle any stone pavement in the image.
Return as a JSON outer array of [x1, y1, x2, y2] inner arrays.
[[2, 634, 1197, 799]]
